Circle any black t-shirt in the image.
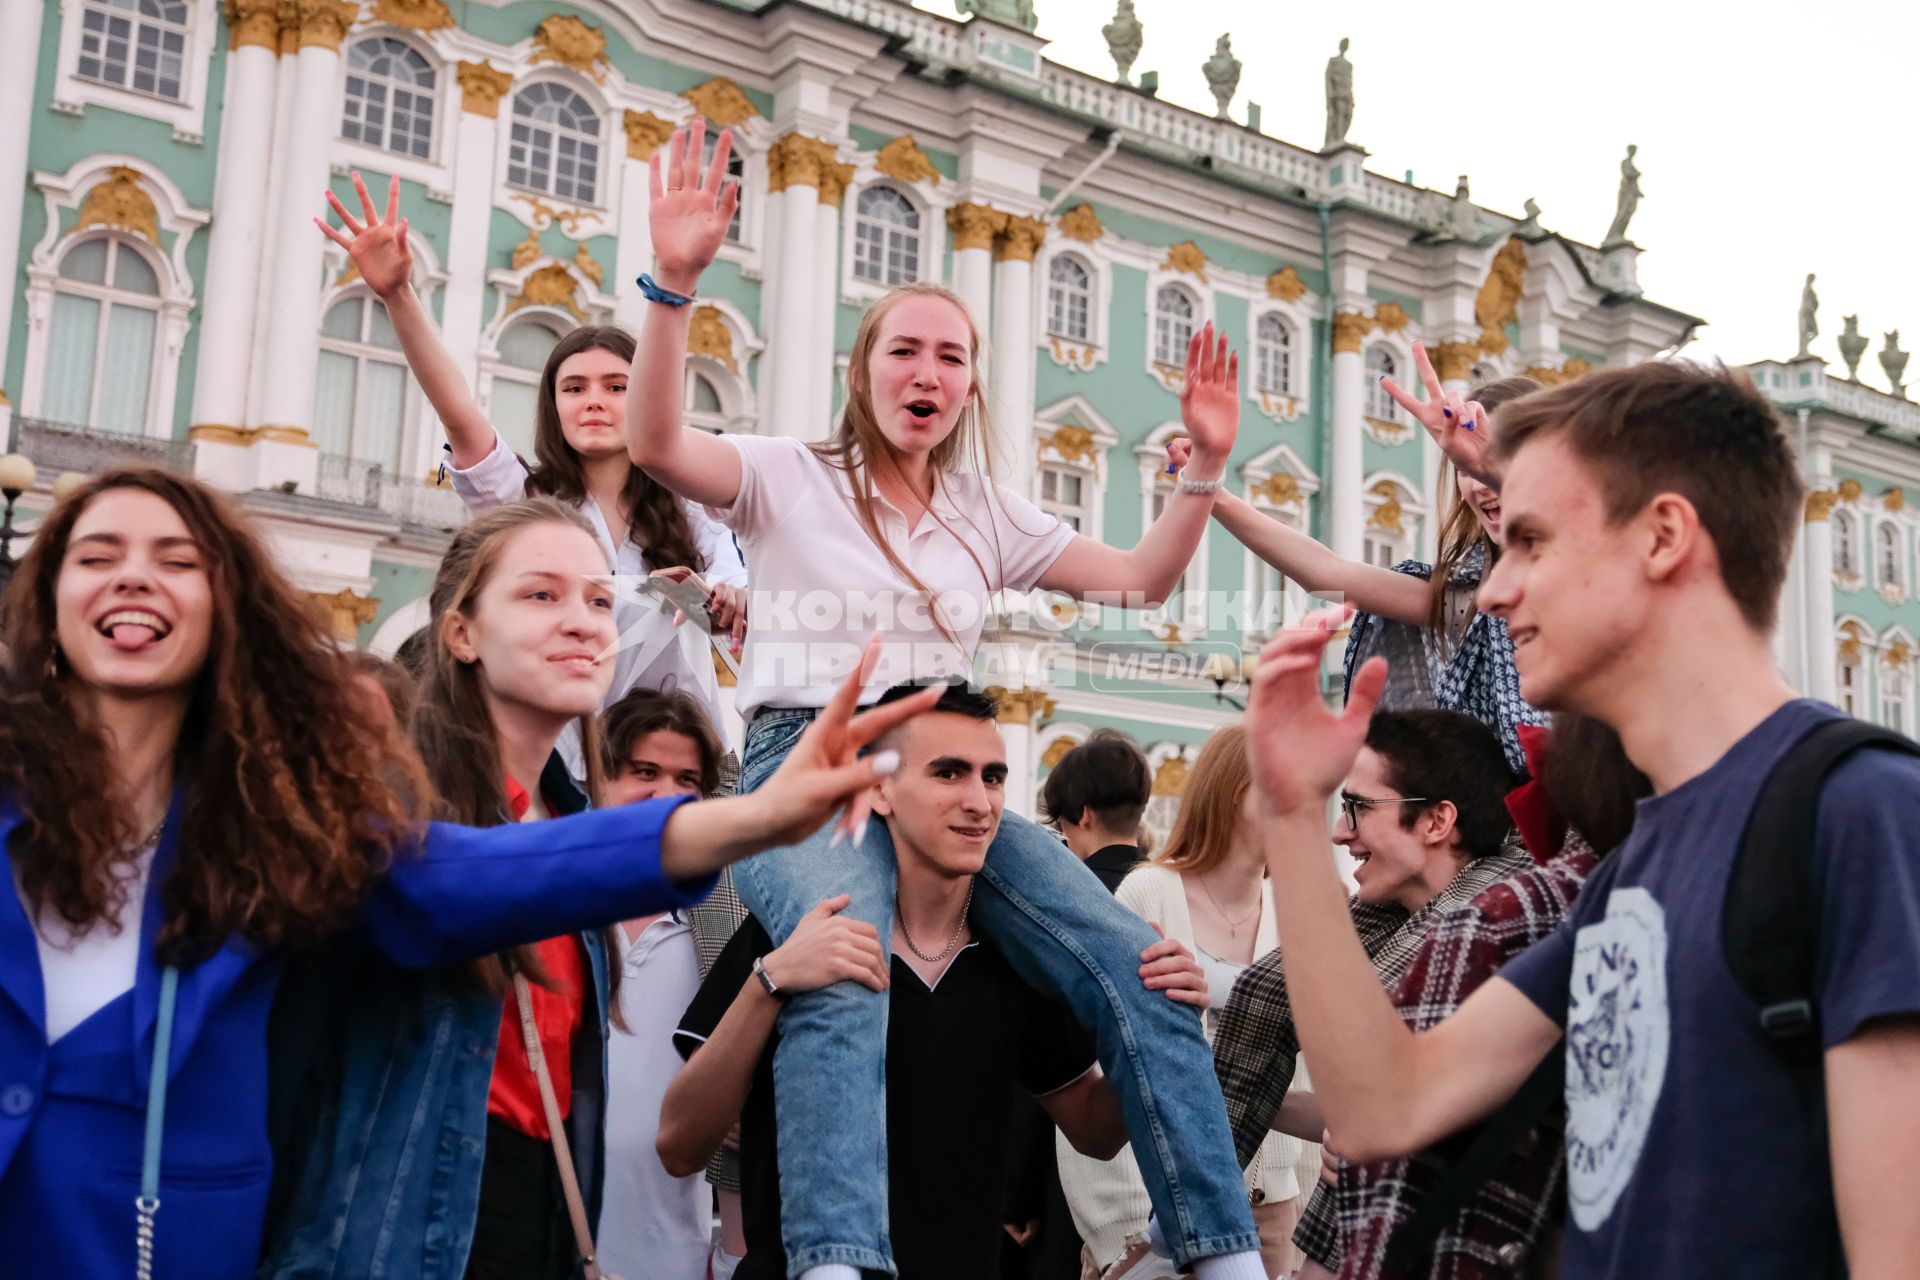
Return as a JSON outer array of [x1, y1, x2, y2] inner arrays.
[[675, 918, 1098, 1280]]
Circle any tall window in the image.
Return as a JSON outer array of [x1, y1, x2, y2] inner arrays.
[[1834, 511, 1860, 577], [1255, 314, 1293, 394], [1881, 664, 1909, 730], [507, 83, 601, 204], [78, 0, 189, 101], [341, 38, 436, 160], [489, 321, 562, 456], [40, 237, 161, 434], [1876, 521, 1904, 591], [1837, 651, 1862, 717], [1047, 256, 1092, 342], [1038, 465, 1091, 532], [1152, 286, 1195, 367], [1365, 347, 1398, 420], [685, 367, 727, 433], [852, 187, 920, 286], [701, 130, 744, 243], [314, 296, 411, 470]]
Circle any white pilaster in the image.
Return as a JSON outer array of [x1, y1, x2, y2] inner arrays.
[[1327, 312, 1368, 561], [246, 26, 301, 427], [763, 143, 820, 437], [443, 74, 507, 407], [990, 215, 1043, 495], [807, 184, 842, 430], [613, 124, 657, 335], [0, 0, 48, 424]]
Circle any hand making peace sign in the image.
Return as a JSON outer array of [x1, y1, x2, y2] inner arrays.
[[1380, 341, 1497, 488]]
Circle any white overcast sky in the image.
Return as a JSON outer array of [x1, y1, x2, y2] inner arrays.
[[918, 0, 1918, 380]]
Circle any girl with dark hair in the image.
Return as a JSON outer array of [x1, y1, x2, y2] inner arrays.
[[0, 470, 933, 1278], [316, 176, 745, 769], [625, 120, 1270, 1280]]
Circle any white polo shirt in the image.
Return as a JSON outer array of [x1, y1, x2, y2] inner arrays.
[[705, 434, 1075, 720]]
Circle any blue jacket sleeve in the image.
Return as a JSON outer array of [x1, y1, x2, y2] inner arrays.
[[362, 794, 718, 967]]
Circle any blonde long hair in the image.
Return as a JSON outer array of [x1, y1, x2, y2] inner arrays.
[[1151, 726, 1251, 878]]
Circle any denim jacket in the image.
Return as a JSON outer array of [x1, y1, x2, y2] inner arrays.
[[260, 756, 616, 1279]]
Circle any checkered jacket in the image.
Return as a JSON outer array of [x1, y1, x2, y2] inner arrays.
[[1296, 837, 1599, 1278]]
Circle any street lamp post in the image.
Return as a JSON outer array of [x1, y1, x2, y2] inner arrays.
[[1203, 651, 1261, 712], [0, 452, 37, 605]]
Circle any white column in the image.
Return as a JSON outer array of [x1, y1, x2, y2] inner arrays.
[[188, 25, 279, 436], [989, 215, 1044, 495], [246, 20, 302, 428], [807, 178, 843, 431], [0, 0, 48, 424], [762, 134, 821, 438], [1327, 312, 1370, 561], [613, 110, 664, 334], [1805, 497, 1838, 704], [946, 203, 999, 334], [443, 63, 510, 411]]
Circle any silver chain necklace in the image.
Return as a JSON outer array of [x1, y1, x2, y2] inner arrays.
[[897, 877, 976, 964]]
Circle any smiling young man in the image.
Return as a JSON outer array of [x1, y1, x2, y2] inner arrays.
[[1249, 361, 1920, 1278], [659, 683, 1212, 1280]]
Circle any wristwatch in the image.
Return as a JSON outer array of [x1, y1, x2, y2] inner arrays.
[[752, 955, 787, 1000]]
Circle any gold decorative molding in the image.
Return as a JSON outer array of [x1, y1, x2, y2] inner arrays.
[[224, 0, 280, 50], [309, 589, 380, 639], [1161, 240, 1208, 280], [456, 61, 513, 118], [874, 135, 940, 187], [507, 262, 586, 322], [275, 0, 298, 55], [510, 192, 590, 236], [509, 231, 541, 271], [986, 685, 1056, 726], [1250, 473, 1301, 507], [1152, 619, 1187, 645], [817, 159, 855, 208], [190, 423, 316, 448], [1838, 620, 1867, 665], [529, 14, 608, 82], [372, 0, 452, 31], [1039, 424, 1097, 465], [688, 305, 738, 374], [287, 0, 358, 51], [766, 132, 838, 193], [1330, 311, 1373, 355], [76, 167, 159, 244], [1040, 737, 1080, 770], [1429, 341, 1478, 383], [1266, 266, 1307, 301], [1057, 203, 1103, 243], [1474, 238, 1526, 356], [188, 423, 250, 446], [1886, 487, 1906, 513], [1886, 638, 1913, 669], [1048, 337, 1098, 373], [623, 110, 674, 161], [684, 76, 759, 128], [1561, 357, 1592, 381], [1837, 478, 1864, 504], [572, 241, 603, 290], [1367, 481, 1406, 535], [1372, 302, 1411, 335], [947, 202, 1007, 253], [995, 215, 1047, 263], [1804, 489, 1838, 522], [1151, 755, 1189, 798], [335, 257, 361, 285], [1523, 364, 1565, 387]]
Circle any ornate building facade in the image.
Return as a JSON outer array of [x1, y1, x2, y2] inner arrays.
[[0, 0, 1702, 824]]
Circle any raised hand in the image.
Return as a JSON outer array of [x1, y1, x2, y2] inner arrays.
[[314, 172, 412, 301], [1380, 342, 1496, 488], [1178, 322, 1240, 469], [1243, 605, 1386, 816], [648, 119, 740, 295]]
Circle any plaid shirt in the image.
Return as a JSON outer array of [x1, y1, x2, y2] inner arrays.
[[1295, 836, 1600, 1278]]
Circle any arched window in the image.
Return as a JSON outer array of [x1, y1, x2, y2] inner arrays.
[[1881, 662, 1909, 730], [1152, 285, 1195, 367], [314, 295, 412, 469], [40, 237, 162, 434], [1365, 347, 1399, 420], [1255, 314, 1293, 395], [341, 37, 436, 160], [507, 83, 601, 204], [701, 129, 745, 243], [685, 366, 728, 433], [78, 0, 189, 101], [852, 187, 920, 286], [489, 320, 562, 456], [1046, 256, 1092, 342], [1876, 521, 1904, 591], [1834, 511, 1860, 577]]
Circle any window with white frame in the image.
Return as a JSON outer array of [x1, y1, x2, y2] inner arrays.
[[341, 38, 436, 160], [701, 129, 745, 243], [489, 320, 562, 456], [1047, 256, 1093, 343], [1038, 464, 1093, 532], [1363, 480, 1418, 570], [39, 237, 162, 434], [507, 83, 601, 205], [1837, 649, 1863, 717], [1877, 521, 1904, 591], [1255, 313, 1294, 395], [1881, 662, 1909, 730], [78, 0, 189, 102], [1365, 347, 1399, 420], [1152, 285, 1195, 367], [852, 187, 920, 286], [314, 295, 412, 470], [1834, 510, 1860, 577], [685, 366, 728, 433]]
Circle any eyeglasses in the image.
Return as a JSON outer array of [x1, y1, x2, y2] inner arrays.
[[1339, 792, 1433, 830]]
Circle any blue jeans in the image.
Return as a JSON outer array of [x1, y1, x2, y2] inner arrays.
[[735, 708, 1259, 1276]]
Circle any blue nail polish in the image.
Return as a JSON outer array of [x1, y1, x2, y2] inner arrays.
[[1167, 464, 1176, 474], [1442, 408, 1452, 419]]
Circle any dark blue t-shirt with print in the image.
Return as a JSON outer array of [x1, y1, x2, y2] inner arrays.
[[1501, 699, 1920, 1279]]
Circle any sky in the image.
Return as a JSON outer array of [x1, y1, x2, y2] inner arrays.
[[917, 0, 1919, 379]]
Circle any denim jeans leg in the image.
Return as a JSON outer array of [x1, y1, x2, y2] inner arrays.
[[732, 710, 898, 1276], [970, 811, 1261, 1268]]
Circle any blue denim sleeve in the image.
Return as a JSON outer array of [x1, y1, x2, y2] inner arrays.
[[1814, 747, 1920, 1049], [363, 793, 716, 967]]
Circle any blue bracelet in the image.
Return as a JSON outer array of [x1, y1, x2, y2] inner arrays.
[[635, 272, 697, 307]]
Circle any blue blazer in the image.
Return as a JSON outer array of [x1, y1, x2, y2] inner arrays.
[[0, 788, 711, 1280]]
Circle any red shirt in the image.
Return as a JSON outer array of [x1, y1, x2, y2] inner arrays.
[[485, 774, 588, 1141]]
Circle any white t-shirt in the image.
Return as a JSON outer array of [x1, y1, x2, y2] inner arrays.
[[705, 435, 1076, 719], [13, 847, 154, 1042], [450, 432, 747, 756]]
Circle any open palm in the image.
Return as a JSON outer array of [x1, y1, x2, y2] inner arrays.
[[314, 172, 411, 300], [649, 119, 740, 289], [1178, 322, 1240, 464], [1244, 606, 1385, 814]]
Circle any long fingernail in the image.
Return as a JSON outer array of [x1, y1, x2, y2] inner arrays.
[[872, 749, 901, 776], [829, 826, 846, 849], [855, 816, 870, 844], [1441, 408, 1452, 418]]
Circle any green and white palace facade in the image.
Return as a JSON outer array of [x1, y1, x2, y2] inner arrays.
[[9, 0, 1889, 829]]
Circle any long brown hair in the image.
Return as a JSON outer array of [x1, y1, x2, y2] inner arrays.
[[524, 325, 705, 576], [410, 499, 618, 1006], [1426, 375, 1544, 630], [1151, 726, 1251, 878], [0, 469, 428, 963], [1540, 713, 1650, 856]]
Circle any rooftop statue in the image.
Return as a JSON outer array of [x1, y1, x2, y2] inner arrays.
[[1324, 37, 1354, 150], [1203, 34, 1241, 119], [1796, 273, 1819, 359], [1103, 0, 1143, 85], [1602, 144, 1641, 247]]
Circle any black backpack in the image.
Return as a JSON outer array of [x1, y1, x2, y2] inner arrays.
[[1388, 717, 1920, 1271]]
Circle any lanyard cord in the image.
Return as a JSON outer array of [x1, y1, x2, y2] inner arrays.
[[135, 965, 180, 1280]]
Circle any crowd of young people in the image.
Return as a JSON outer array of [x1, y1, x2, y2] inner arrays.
[[1, 115, 1914, 1280]]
